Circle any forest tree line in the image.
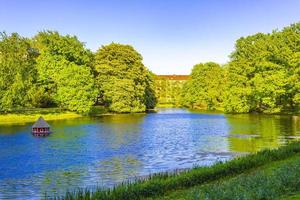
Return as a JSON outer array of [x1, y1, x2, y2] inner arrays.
[[0, 22, 299, 114], [0, 31, 156, 113], [181, 22, 300, 113]]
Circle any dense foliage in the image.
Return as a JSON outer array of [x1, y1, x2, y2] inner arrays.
[[224, 23, 300, 113], [94, 43, 156, 112], [33, 31, 96, 112], [0, 32, 156, 113], [0, 33, 38, 112], [0, 22, 299, 114], [183, 23, 300, 113], [181, 62, 225, 110]]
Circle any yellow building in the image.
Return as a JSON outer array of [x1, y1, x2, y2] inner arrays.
[[154, 75, 189, 106]]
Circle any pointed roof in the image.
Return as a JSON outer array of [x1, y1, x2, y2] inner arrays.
[[32, 116, 50, 128]]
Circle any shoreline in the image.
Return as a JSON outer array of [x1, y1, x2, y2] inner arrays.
[[0, 107, 155, 125], [0, 112, 82, 125], [51, 142, 300, 200], [1, 106, 299, 125]]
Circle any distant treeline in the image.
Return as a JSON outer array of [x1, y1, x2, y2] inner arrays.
[[181, 22, 300, 113], [0, 31, 156, 113], [1, 23, 299, 114]]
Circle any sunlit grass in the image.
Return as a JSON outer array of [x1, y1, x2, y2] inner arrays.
[[0, 112, 81, 124], [159, 155, 300, 200], [0, 106, 108, 124]]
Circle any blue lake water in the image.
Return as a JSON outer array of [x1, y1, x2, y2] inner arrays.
[[0, 108, 299, 199]]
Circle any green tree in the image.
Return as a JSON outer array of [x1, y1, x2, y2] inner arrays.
[[144, 71, 157, 109], [94, 43, 156, 112], [0, 33, 37, 112], [33, 31, 96, 112], [224, 23, 300, 113], [105, 79, 145, 112], [181, 62, 225, 110], [55, 63, 97, 113]]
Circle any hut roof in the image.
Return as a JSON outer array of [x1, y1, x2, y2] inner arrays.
[[32, 117, 50, 128]]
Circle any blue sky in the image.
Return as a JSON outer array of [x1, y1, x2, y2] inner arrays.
[[1, 0, 299, 74]]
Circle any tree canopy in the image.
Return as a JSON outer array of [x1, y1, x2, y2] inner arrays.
[[224, 23, 300, 113], [181, 62, 225, 110], [94, 43, 156, 112], [32, 31, 96, 113], [0, 22, 299, 114], [0, 33, 38, 112], [181, 23, 300, 114], [0, 31, 97, 113], [0, 32, 156, 114]]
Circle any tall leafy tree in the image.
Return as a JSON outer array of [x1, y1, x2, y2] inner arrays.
[[55, 63, 97, 113], [33, 31, 96, 112], [0, 33, 37, 112], [94, 43, 156, 112], [181, 62, 225, 110], [224, 23, 300, 113]]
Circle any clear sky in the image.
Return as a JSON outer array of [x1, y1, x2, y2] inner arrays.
[[1, 0, 299, 74]]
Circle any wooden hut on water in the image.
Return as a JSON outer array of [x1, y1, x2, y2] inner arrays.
[[32, 117, 51, 136]]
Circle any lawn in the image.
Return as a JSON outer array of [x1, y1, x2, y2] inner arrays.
[[152, 154, 300, 200], [0, 106, 108, 124]]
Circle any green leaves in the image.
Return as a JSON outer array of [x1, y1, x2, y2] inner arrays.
[[0, 32, 37, 112], [1, 23, 298, 114], [94, 43, 156, 113], [0, 31, 97, 113], [33, 31, 96, 113], [182, 62, 225, 110], [0, 32, 156, 113], [181, 23, 300, 114], [55, 63, 97, 113], [224, 22, 300, 113]]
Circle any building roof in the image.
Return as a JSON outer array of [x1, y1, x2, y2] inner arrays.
[[32, 116, 50, 128], [155, 75, 189, 81]]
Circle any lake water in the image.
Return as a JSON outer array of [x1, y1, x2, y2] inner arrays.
[[0, 108, 300, 199]]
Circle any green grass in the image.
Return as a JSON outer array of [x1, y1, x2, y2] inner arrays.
[[281, 193, 300, 200], [49, 142, 300, 200], [154, 155, 300, 200], [0, 106, 108, 124]]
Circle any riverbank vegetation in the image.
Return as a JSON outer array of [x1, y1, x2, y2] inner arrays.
[[181, 22, 300, 114], [0, 22, 299, 115], [0, 32, 156, 114], [50, 141, 300, 200], [0, 112, 81, 125], [0, 106, 109, 124], [181, 62, 225, 110], [155, 154, 300, 200]]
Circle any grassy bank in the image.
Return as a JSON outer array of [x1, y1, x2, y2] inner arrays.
[[0, 106, 108, 124], [51, 142, 300, 200], [0, 112, 81, 125], [155, 154, 300, 199]]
